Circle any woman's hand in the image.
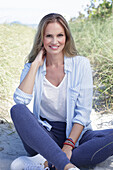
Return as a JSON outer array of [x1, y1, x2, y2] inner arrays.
[[62, 144, 73, 160], [44, 145, 73, 170], [32, 48, 46, 68], [18, 48, 46, 94]]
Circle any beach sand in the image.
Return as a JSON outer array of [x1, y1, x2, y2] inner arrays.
[[0, 109, 113, 170]]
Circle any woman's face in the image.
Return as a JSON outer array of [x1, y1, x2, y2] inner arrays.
[[43, 22, 66, 56]]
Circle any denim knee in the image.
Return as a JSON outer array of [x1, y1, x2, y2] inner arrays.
[[10, 104, 26, 120]]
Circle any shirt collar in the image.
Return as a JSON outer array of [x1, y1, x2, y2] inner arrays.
[[64, 56, 72, 73], [41, 58, 46, 75], [41, 56, 72, 74]]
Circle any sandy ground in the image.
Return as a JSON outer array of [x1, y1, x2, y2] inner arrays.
[[0, 109, 113, 170]]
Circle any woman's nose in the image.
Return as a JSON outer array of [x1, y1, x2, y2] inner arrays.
[[52, 37, 57, 44]]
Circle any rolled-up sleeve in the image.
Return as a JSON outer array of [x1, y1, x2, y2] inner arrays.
[[13, 63, 33, 105], [72, 59, 93, 127], [13, 88, 33, 104]]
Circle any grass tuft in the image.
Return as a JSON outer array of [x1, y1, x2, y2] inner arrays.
[[0, 17, 113, 116], [69, 17, 113, 110]]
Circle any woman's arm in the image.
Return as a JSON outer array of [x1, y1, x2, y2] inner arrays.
[[18, 49, 45, 94], [62, 57, 93, 160], [68, 123, 84, 144], [13, 49, 45, 104], [62, 123, 83, 160]]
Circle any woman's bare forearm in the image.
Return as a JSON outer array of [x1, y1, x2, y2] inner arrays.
[[18, 62, 40, 94], [62, 123, 84, 160], [18, 49, 45, 94], [69, 123, 84, 144]]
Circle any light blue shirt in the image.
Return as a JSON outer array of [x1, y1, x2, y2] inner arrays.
[[14, 55, 93, 147]]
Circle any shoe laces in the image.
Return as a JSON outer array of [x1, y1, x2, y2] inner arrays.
[[25, 162, 44, 170]]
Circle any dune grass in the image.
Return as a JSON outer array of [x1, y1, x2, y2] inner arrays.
[[0, 17, 113, 117], [0, 24, 36, 116], [69, 17, 113, 111]]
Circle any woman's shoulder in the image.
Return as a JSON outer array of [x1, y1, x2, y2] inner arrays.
[[65, 55, 90, 67], [72, 55, 90, 63]]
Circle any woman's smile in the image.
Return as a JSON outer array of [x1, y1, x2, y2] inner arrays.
[[43, 22, 66, 56], [49, 45, 59, 50]]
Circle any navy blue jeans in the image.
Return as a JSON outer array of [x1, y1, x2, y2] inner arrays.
[[10, 104, 113, 169]]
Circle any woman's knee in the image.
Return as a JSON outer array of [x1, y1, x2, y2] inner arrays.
[[10, 104, 27, 119]]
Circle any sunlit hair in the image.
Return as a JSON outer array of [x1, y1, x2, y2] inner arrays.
[[27, 13, 78, 63]]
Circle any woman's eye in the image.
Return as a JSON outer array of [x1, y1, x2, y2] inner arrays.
[[58, 34, 64, 37], [46, 34, 52, 37]]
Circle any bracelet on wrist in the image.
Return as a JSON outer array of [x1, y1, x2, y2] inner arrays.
[[67, 138, 75, 145], [63, 142, 75, 149], [63, 138, 75, 149]]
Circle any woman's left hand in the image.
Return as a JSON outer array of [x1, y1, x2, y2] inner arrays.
[[62, 144, 73, 160], [50, 145, 73, 170]]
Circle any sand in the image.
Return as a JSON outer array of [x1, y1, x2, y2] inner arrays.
[[0, 109, 113, 170]]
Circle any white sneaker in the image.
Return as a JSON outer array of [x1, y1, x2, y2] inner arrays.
[[69, 167, 80, 170], [10, 154, 46, 170]]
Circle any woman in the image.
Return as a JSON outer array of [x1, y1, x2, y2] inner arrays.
[[10, 13, 113, 170]]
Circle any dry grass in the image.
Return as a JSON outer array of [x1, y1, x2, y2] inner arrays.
[[0, 24, 36, 118], [0, 17, 113, 118]]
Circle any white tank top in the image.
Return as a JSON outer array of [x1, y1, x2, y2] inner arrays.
[[40, 74, 67, 122]]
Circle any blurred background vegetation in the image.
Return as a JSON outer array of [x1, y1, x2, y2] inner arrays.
[[0, 0, 113, 120]]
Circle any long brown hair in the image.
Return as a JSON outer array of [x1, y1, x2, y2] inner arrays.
[[27, 13, 78, 63]]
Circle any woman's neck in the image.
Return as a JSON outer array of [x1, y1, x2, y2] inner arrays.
[[46, 53, 64, 67]]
